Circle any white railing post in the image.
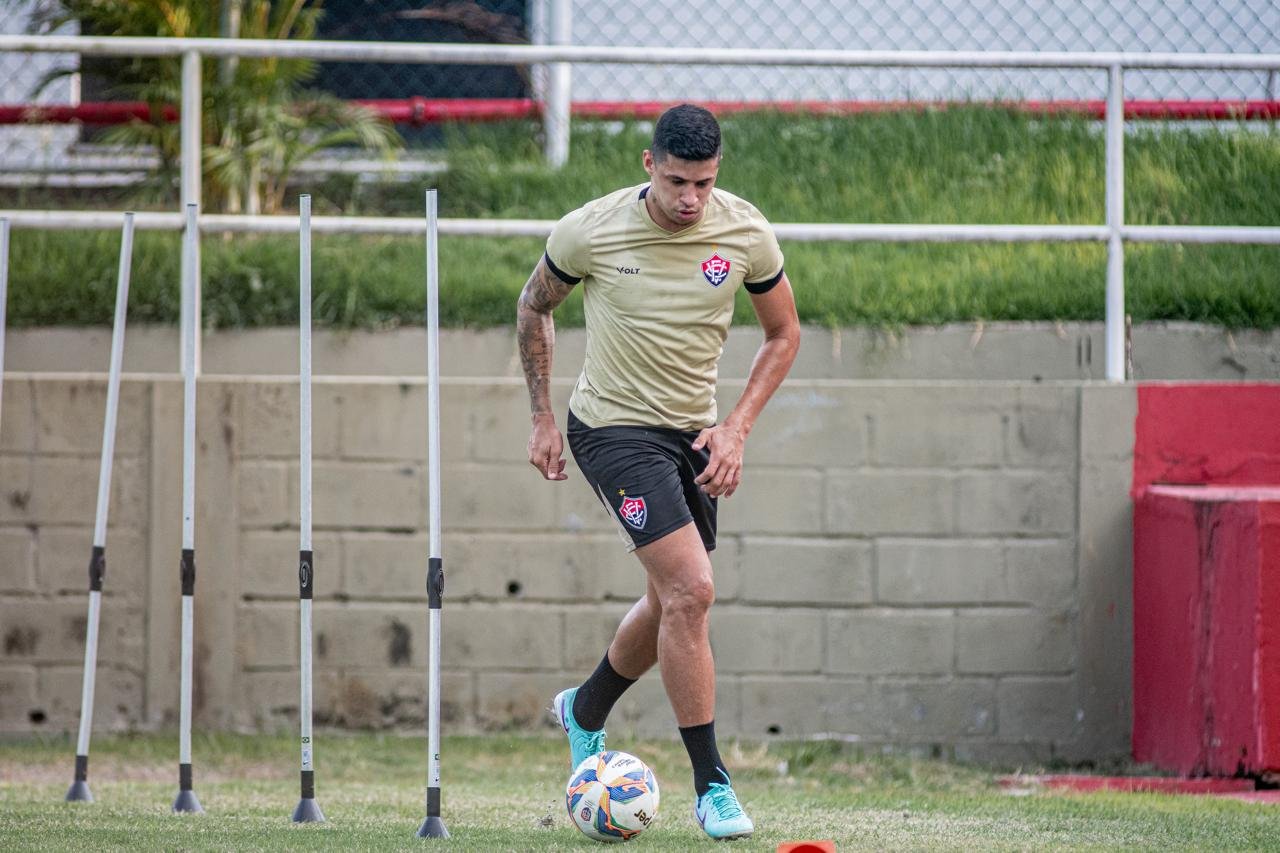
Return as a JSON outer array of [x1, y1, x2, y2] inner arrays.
[[529, 0, 548, 104], [1104, 63, 1126, 382], [219, 0, 242, 86], [544, 0, 572, 169], [181, 50, 202, 375]]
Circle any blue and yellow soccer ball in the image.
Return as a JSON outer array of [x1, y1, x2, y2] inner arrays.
[[565, 750, 660, 842]]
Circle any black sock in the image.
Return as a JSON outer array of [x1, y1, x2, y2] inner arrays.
[[571, 651, 637, 731], [679, 720, 728, 797]]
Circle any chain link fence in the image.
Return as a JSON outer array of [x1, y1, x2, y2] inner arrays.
[[314, 0, 529, 99], [1, 0, 1278, 194], [0, 0, 84, 192], [550, 0, 1279, 105]]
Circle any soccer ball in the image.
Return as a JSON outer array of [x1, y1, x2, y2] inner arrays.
[[565, 750, 660, 842]]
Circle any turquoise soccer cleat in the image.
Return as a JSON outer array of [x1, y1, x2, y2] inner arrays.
[[551, 687, 607, 771], [694, 771, 754, 841]]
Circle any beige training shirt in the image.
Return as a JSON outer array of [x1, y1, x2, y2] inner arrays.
[[545, 183, 784, 431]]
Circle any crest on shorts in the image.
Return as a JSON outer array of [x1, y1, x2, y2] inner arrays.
[[618, 496, 647, 529], [700, 252, 731, 287]]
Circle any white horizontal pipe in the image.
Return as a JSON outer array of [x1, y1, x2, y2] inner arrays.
[[0, 210, 183, 230], [1, 36, 1278, 71], [1121, 225, 1280, 245], [7, 210, 1280, 245], [0, 210, 550, 236], [0, 156, 446, 176], [770, 224, 1111, 243]]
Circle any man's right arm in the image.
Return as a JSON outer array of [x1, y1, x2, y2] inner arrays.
[[516, 256, 577, 480]]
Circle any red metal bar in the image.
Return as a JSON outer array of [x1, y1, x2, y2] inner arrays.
[[568, 98, 1280, 120], [2, 98, 1278, 126], [1024, 99, 1280, 119], [0, 102, 179, 124], [353, 97, 539, 123]]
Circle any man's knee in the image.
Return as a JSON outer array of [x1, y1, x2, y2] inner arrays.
[[662, 574, 715, 620]]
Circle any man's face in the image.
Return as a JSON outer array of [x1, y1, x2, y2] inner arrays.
[[642, 150, 720, 231]]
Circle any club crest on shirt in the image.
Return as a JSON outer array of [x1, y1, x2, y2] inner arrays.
[[700, 252, 731, 287], [618, 496, 647, 529]]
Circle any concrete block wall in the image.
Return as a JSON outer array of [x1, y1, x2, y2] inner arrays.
[[9, 323, 1280, 382], [0, 377, 150, 734], [0, 374, 1135, 764]]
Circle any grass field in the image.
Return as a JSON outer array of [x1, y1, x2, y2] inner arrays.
[[2, 732, 1278, 850], [3, 110, 1278, 329]]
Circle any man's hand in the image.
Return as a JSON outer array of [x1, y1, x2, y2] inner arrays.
[[691, 422, 746, 498], [528, 413, 568, 481]]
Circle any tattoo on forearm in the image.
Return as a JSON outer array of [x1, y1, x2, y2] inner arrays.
[[517, 262, 574, 415], [520, 262, 574, 314]]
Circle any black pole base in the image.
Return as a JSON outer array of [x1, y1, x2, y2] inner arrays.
[[64, 780, 93, 802], [171, 789, 204, 814], [292, 797, 326, 823], [415, 816, 450, 839]]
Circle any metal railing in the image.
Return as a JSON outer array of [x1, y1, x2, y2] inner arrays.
[[2, 35, 1280, 381]]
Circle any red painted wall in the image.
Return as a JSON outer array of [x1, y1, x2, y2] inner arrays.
[[1205, 495, 1263, 776], [1260, 502, 1280, 771], [1132, 489, 1211, 773], [1133, 486, 1280, 776], [1132, 381, 1280, 776], [1134, 384, 1280, 494]]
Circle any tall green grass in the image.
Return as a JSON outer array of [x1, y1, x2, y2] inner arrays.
[[5, 110, 1278, 329]]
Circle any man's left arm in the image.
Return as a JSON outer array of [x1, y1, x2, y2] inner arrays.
[[692, 274, 800, 497]]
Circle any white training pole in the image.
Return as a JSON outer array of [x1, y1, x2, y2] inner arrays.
[[416, 189, 448, 839], [173, 203, 203, 814], [0, 219, 8, 432], [1104, 63, 1126, 382], [65, 213, 134, 803], [292, 195, 324, 823], [180, 49, 201, 375]]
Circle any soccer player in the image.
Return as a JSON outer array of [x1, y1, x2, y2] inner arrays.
[[517, 104, 800, 841]]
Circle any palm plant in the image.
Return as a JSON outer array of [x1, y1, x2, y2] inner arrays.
[[28, 0, 401, 213]]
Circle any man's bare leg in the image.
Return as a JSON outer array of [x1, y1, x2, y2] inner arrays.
[[569, 582, 659, 731], [634, 522, 751, 837], [569, 522, 716, 732], [606, 580, 661, 678], [633, 523, 716, 726]]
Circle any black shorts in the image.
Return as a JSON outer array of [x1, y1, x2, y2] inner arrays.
[[566, 409, 717, 553]]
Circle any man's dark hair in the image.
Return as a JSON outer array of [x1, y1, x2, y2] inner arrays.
[[651, 104, 721, 162]]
